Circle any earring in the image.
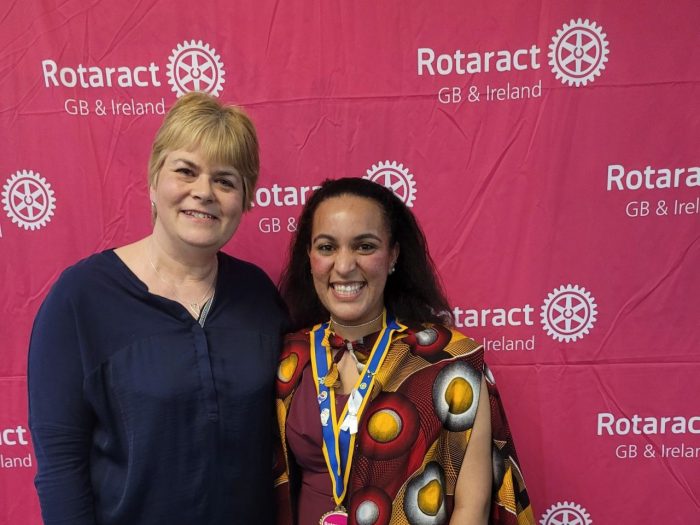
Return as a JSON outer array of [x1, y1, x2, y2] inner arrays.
[[389, 266, 396, 275]]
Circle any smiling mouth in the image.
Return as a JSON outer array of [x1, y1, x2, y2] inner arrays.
[[331, 282, 365, 297], [182, 210, 217, 220]]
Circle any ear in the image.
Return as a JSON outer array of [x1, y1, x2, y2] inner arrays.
[[149, 184, 157, 204]]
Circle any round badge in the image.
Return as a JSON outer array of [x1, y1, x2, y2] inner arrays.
[[320, 509, 348, 525]]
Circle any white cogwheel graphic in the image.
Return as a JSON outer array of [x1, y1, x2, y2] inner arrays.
[[541, 284, 597, 343], [2, 170, 56, 231], [167, 40, 225, 97], [549, 19, 609, 87], [363, 161, 417, 207], [540, 501, 592, 525]]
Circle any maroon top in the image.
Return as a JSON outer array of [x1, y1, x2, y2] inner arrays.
[[286, 366, 349, 523]]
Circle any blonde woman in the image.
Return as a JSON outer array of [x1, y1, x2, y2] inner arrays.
[[29, 93, 287, 525]]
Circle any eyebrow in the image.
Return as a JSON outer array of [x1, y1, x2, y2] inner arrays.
[[311, 233, 383, 244], [172, 158, 239, 178]]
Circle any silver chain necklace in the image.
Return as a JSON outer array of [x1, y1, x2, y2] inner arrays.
[[330, 311, 383, 329], [146, 242, 217, 316]]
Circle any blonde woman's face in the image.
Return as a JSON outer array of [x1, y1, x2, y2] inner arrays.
[[150, 148, 244, 253]]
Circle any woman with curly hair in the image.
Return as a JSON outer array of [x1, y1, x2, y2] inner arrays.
[[274, 177, 533, 525]]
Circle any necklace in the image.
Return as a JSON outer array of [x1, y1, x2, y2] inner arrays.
[[146, 243, 217, 316], [330, 311, 383, 329]]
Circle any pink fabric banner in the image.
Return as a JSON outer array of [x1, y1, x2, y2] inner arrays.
[[1, 1, 698, 523]]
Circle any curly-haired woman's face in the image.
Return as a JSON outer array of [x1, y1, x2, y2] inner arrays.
[[308, 195, 398, 325]]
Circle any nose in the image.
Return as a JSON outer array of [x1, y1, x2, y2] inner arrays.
[[334, 248, 357, 275], [191, 174, 214, 201]]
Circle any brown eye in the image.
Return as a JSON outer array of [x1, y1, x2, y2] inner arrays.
[[217, 178, 236, 188]]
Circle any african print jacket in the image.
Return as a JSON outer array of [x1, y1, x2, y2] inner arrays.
[[274, 321, 535, 525]]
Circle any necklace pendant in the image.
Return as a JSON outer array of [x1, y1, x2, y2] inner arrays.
[[147, 240, 217, 318], [320, 506, 348, 525]]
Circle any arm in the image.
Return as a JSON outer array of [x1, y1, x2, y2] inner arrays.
[[450, 376, 492, 525], [28, 282, 97, 525]]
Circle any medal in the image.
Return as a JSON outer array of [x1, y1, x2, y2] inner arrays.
[[310, 311, 406, 516], [320, 505, 348, 525]]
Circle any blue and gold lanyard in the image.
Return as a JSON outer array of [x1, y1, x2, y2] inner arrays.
[[309, 310, 405, 506]]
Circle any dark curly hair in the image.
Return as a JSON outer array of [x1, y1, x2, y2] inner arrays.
[[279, 177, 452, 330]]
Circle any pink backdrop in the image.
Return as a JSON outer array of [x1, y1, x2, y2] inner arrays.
[[2, 1, 699, 523]]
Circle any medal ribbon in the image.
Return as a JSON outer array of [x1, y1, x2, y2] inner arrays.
[[310, 310, 405, 506]]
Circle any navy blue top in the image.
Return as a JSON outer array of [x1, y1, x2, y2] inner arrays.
[[28, 250, 288, 525]]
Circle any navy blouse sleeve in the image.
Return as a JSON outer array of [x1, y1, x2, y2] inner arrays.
[[28, 272, 97, 525]]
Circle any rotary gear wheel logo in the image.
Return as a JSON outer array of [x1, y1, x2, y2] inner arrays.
[[2, 170, 56, 231], [167, 40, 225, 97], [549, 19, 609, 87], [363, 161, 417, 207], [540, 501, 592, 525], [541, 284, 597, 343]]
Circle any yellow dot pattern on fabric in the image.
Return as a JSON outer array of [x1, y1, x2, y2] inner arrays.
[[277, 354, 298, 382], [367, 409, 402, 443], [417, 479, 443, 516], [444, 377, 473, 414]]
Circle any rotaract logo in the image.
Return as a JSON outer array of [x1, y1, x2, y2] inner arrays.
[[540, 501, 592, 525], [40, 39, 227, 116], [166, 40, 226, 97], [364, 161, 417, 207], [548, 19, 609, 87], [2, 170, 56, 231], [417, 17, 609, 105], [540, 284, 597, 343]]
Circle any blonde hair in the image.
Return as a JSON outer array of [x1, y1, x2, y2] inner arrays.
[[148, 92, 259, 213]]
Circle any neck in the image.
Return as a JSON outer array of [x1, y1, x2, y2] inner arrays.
[[148, 233, 217, 283], [330, 310, 384, 341]]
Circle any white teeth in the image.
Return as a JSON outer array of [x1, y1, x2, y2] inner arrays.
[[185, 211, 214, 219], [333, 283, 363, 294]]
